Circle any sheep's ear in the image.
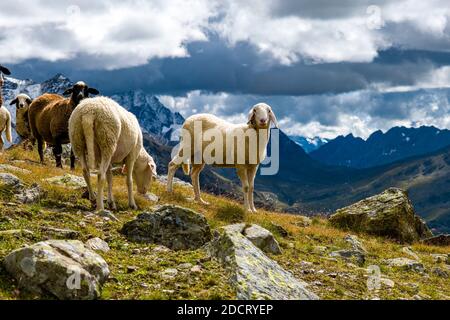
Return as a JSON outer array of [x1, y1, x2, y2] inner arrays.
[[269, 109, 279, 128], [10, 98, 17, 106], [63, 88, 73, 96], [26, 97, 33, 105], [88, 87, 99, 95], [247, 107, 255, 125], [0, 66, 11, 75]]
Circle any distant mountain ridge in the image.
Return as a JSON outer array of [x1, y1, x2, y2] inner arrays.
[[310, 126, 450, 168], [289, 136, 329, 153]]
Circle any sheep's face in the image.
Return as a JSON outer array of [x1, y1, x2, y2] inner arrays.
[[63, 81, 99, 106], [248, 103, 279, 129], [10, 94, 32, 110], [133, 150, 157, 195]]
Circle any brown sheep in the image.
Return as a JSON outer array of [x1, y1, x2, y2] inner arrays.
[[28, 81, 99, 168]]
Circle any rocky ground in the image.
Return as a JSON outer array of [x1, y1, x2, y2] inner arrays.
[[0, 148, 449, 300]]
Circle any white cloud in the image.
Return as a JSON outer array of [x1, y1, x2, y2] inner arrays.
[[0, 0, 216, 69], [1, 0, 450, 68]]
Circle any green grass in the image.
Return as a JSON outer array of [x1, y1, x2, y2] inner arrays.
[[0, 149, 449, 300]]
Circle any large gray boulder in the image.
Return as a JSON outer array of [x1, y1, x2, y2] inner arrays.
[[329, 188, 432, 243], [44, 174, 87, 189], [121, 205, 212, 250], [207, 225, 319, 300], [0, 173, 42, 203], [3, 240, 109, 300], [224, 223, 281, 254]]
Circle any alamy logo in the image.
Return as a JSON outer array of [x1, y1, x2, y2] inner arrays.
[[367, 265, 382, 291]]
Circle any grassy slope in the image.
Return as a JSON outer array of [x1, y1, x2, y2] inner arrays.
[[0, 148, 449, 300]]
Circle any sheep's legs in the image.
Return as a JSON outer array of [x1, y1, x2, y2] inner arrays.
[[125, 156, 138, 210], [80, 154, 95, 202], [96, 158, 110, 211], [247, 165, 258, 213], [0, 136, 3, 152], [191, 163, 208, 205], [167, 160, 180, 193], [106, 165, 117, 210], [70, 148, 75, 170], [37, 137, 45, 163], [53, 142, 63, 168], [236, 166, 251, 212]]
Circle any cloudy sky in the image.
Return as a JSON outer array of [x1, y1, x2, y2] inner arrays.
[[2, 0, 450, 138]]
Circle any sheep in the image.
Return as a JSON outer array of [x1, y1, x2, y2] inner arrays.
[[69, 96, 157, 211], [0, 65, 12, 151], [0, 106, 12, 151], [9, 93, 35, 149], [28, 81, 99, 169], [167, 103, 278, 212]]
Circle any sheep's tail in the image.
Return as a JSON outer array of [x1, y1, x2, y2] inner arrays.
[[5, 111, 12, 143], [82, 114, 96, 169]]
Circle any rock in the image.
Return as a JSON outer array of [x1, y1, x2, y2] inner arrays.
[[121, 205, 212, 250], [380, 278, 395, 288], [14, 183, 42, 204], [344, 234, 367, 253], [127, 266, 138, 273], [97, 210, 119, 222], [85, 238, 110, 253], [161, 268, 178, 279], [207, 225, 319, 300], [330, 250, 365, 266], [431, 267, 448, 278], [41, 226, 80, 239], [270, 223, 289, 237], [0, 229, 34, 239], [156, 175, 192, 188], [383, 258, 425, 273], [421, 234, 450, 246], [431, 254, 448, 264], [152, 245, 170, 253], [313, 246, 328, 255], [0, 164, 31, 174], [3, 240, 109, 299], [142, 193, 159, 202], [44, 174, 87, 189], [178, 263, 193, 270], [402, 247, 420, 260], [330, 188, 432, 243], [190, 265, 202, 273], [294, 216, 312, 227], [242, 224, 282, 255], [0, 173, 23, 190]]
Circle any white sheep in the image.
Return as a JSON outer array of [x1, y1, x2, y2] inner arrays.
[[69, 96, 157, 210], [167, 103, 278, 212], [10, 93, 34, 149], [0, 106, 12, 151]]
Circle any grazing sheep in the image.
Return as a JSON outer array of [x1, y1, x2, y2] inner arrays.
[[69, 96, 157, 211], [10, 93, 35, 149], [167, 103, 278, 212], [28, 81, 99, 169], [0, 106, 12, 151]]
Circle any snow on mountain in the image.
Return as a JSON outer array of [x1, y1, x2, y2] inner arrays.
[[288, 136, 329, 153], [111, 91, 184, 144], [1, 74, 184, 146]]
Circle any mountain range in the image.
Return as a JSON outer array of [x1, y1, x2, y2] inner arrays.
[[310, 126, 450, 168], [289, 136, 329, 153], [2, 74, 450, 233]]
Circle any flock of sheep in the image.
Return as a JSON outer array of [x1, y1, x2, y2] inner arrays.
[[0, 65, 278, 213]]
